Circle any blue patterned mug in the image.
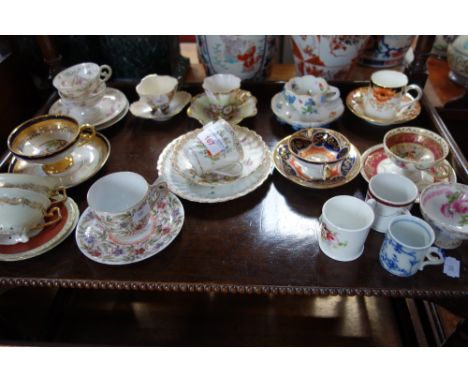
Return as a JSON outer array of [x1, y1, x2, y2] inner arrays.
[[379, 215, 444, 277]]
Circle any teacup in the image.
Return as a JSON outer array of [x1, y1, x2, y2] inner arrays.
[[182, 119, 244, 180], [364, 70, 423, 122], [319, 195, 375, 262], [59, 82, 107, 110], [7, 115, 96, 175], [136, 74, 178, 114], [0, 188, 62, 245], [365, 173, 418, 233], [87, 172, 166, 238], [379, 215, 444, 277], [283, 75, 340, 118], [53, 62, 112, 98], [202, 73, 244, 111], [288, 128, 350, 180]]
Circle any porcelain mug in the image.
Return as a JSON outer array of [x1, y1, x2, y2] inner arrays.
[[0, 188, 62, 245], [283, 75, 340, 116], [365, 173, 419, 233], [182, 119, 244, 179], [53, 62, 112, 98], [202, 73, 246, 110], [379, 215, 444, 277], [319, 195, 375, 262], [136, 74, 178, 114], [87, 172, 166, 238], [364, 70, 423, 121]]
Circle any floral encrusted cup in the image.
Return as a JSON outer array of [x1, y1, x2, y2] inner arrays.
[[87, 171, 166, 238]]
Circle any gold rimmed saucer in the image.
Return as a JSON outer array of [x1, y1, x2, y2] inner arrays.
[[273, 136, 361, 189], [346, 86, 421, 126], [9, 133, 110, 189]]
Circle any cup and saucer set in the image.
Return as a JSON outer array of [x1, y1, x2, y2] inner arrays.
[[49, 62, 129, 131], [0, 173, 79, 262], [130, 74, 192, 121], [271, 75, 345, 130]]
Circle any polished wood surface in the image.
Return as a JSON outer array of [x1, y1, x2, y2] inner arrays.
[[0, 81, 466, 298]]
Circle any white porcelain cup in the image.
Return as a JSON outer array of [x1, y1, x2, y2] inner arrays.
[[364, 70, 423, 121], [136, 74, 178, 114], [0, 188, 62, 245], [182, 119, 244, 179], [87, 172, 166, 238], [379, 215, 445, 277], [319, 195, 375, 262], [53, 62, 112, 98], [202, 73, 244, 109], [365, 173, 419, 233]]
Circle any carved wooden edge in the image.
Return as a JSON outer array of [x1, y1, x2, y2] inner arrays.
[[1, 277, 467, 298]]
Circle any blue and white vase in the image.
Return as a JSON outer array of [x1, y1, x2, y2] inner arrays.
[[359, 36, 415, 68], [196, 35, 276, 80]]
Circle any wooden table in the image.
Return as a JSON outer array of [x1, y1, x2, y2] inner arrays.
[[0, 81, 466, 300]]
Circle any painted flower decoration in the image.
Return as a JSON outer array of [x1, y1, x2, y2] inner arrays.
[[321, 223, 348, 248], [441, 191, 468, 226], [373, 87, 396, 103]]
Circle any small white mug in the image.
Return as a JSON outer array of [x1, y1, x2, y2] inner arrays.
[[365, 173, 419, 233], [319, 195, 375, 262], [379, 215, 444, 277]]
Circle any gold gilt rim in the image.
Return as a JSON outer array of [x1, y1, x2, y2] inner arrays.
[[273, 136, 362, 190], [8, 132, 111, 189], [345, 87, 421, 126]]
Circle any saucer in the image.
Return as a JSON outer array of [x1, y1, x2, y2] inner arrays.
[[0, 198, 79, 261], [361, 144, 457, 193], [75, 189, 184, 265], [187, 90, 257, 125], [172, 125, 270, 186], [271, 92, 345, 130], [273, 136, 361, 189], [94, 100, 129, 131], [130, 91, 191, 121], [346, 87, 421, 126], [157, 134, 272, 203], [49, 87, 129, 129], [9, 133, 110, 188]]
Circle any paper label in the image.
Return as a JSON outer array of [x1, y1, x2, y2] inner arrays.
[[443, 256, 460, 278], [197, 127, 226, 156]]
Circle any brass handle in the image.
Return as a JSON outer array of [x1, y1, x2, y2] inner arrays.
[[41, 206, 62, 228], [50, 186, 67, 207], [78, 124, 96, 146]]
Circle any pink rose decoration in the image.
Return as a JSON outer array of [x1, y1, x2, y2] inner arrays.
[[452, 198, 468, 214], [440, 203, 452, 218]]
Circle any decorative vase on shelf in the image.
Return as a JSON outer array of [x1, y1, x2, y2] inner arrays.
[[196, 35, 276, 80], [291, 35, 368, 80], [359, 35, 415, 68], [432, 35, 458, 59], [447, 36, 468, 87]]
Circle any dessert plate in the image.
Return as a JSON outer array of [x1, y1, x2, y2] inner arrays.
[[9, 133, 110, 188], [75, 188, 184, 265], [172, 125, 270, 186], [49, 87, 129, 129], [187, 91, 257, 125], [271, 92, 344, 130], [273, 136, 361, 189], [0, 198, 79, 262], [361, 144, 457, 193], [157, 135, 272, 203], [346, 87, 421, 126], [130, 91, 191, 121]]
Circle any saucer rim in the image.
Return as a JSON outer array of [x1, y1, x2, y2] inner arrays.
[[129, 91, 192, 121], [75, 191, 185, 265], [346, 86, 421, 126]]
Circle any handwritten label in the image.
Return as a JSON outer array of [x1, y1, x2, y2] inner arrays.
[[443, 256, 460, 278], [197, 127, 226, 156]]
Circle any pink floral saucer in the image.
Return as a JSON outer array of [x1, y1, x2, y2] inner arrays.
[[75, 189, 184, 265]]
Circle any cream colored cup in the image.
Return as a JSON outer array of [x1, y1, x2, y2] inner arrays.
[[202, 73, 244, 109], [136, 74, 178, 114]]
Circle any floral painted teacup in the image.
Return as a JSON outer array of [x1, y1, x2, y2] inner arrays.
[[283, 75, 340, 119], [87, 172, 166, 238], [319, 195, 375, 262], [136, 74, 178, 114], [202, 73, 247, 114], [364, 70, 422, 122]]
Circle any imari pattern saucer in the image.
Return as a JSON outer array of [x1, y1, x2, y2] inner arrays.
[[346, 87, 421, 126], [75, 189, 184, 265], [273, 136, 361, 189]]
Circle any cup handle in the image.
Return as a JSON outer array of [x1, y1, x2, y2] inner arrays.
[[400, 84, 423, 112], [235, 90, 250, 105], [78, 124, 96, 146], [325, 86, 340, 102], [99, 65, 112, 82], [213, 162, 243, 177], [35, 206, 62, 229], [50, 186, 68, 207], [366, 198, 376, 209], [148, 177, 168, 204], [419, 246, 445, 271]]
